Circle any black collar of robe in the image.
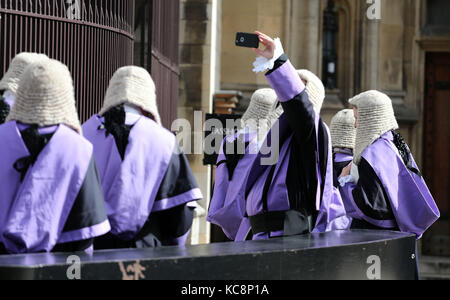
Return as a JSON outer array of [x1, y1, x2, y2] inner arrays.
[[101, 104, 134, 161], [392, 131, 422, 177], [13, 125, 54, 182], [216, 134, 251, 181]]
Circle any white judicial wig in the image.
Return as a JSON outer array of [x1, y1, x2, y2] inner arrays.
[[349, 90, 399, 165], [296, 69, 326, 114], [100, 66, 161, 125], [330, 109, 356, 150], [242, 88, 279, 132], [0, 52, 48, 94], [6, 58, 82, 134]]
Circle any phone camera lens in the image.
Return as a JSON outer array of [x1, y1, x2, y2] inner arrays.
[[240, 37, 245, 43]]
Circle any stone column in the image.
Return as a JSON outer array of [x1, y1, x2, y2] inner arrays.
[[179, 0, 221, 244], [360, 3, 381, 91], [286, 0, 322, 73]]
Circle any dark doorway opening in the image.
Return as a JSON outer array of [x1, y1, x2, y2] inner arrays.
[[423, 52, 450, 256]]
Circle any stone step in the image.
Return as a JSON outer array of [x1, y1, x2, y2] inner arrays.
[[419, 256, 450, 280], [421, 273, 450, 280]]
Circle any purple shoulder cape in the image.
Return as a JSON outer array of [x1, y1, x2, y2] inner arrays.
[[341, 132, 440, 237], [207, 131, 259, 240], [0, 121, 110, 254], [83, 114, 199, 241]]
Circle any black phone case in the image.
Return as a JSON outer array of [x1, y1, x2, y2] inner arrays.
[[235, 32, 259, 48]]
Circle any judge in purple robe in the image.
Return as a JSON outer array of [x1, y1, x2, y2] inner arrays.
[[207, 88, 282, 240], [234, 32, 347, 241], [330, 109, 356, 188], [0, 59, 111, 255], [0, 52, 48, 124], [339, 90, 440, 238], [83, 66, 202, 249]]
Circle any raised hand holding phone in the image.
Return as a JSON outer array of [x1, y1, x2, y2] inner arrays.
[[252, 31, 275, 60], [239, 31, 283, 73]]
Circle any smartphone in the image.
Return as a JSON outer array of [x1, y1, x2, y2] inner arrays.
[[235, 32, 259, 48]]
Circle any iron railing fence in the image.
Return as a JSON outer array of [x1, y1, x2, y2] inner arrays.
[[0, 0, 135, 122]]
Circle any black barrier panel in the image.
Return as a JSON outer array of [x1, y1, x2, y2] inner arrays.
[[0, 230, 417, 280]]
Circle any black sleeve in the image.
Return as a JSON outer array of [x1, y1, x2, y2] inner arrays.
[[137, 204, 195, 246], [265, 53, 317, 149], [155, 144, 201, 201], [135, 144, 199, 247], [281, 90, 317, 150], [281, 91, 318, 206], [62, 156, 108, 233], [266, 54, 319, 214], [352, 158, 396, 221]]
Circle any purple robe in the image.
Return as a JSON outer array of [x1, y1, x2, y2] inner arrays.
[[242, 117, 293, 240], [329, 150, 354, 230], [235, 56, 347, 240], [83, 114, 201, 242], [340, 132, 440, 238], [0, 121, 110, 254], [207, 130, 259, 240]]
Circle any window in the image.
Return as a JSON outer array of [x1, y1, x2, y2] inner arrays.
[[322, 0, 339, 90], [422, 0, 450, 35]]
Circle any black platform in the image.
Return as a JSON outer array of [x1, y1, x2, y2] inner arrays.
[[0, 230, 417, 280]]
